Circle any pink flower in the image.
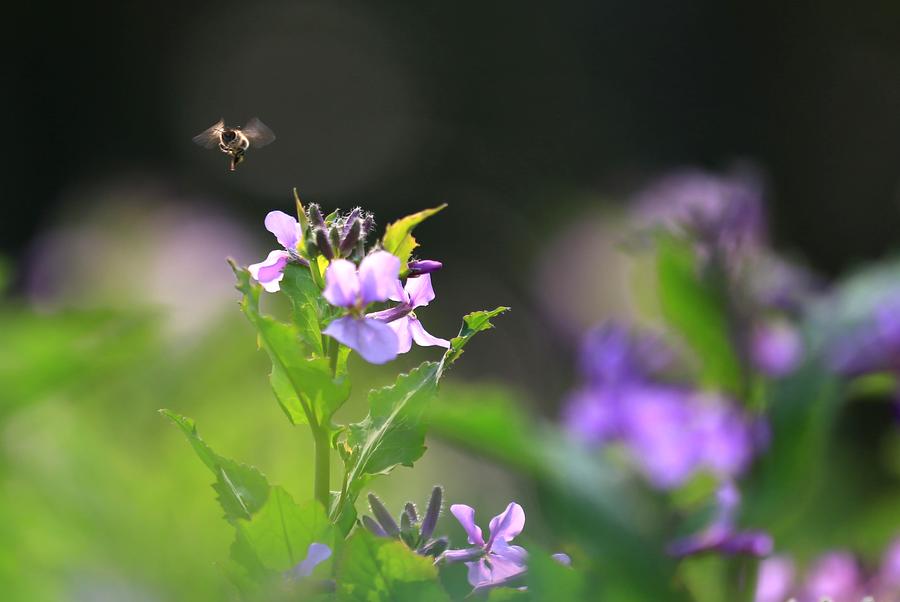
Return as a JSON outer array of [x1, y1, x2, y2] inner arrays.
[[367, 274, 450, 354]]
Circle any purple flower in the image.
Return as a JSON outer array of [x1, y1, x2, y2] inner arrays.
[[248, 211, 306, 293], [634, 167, 766, 261], [668, 482, 772, 558], [367, 274, 450, 354], [407, 259, 443, 276], [755, 556, 795, 602], [801, 552, 865, 602], [443, 502, 529, 591], [322, 251, 402, 364], [831, 295, 900, 377], [750, 320, 803, 377], [287, 542, 332, 579], [578, 322, 670, 387]]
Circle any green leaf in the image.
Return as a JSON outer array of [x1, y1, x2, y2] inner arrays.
[[232, 263, 351, 427], [656, 235, 743, 395], [234, 486, 333, 573], [381, 204, 447, 268], [279, 263, 325, 356], [336, 307, 509, 521], [160, 410, 270, 521], [527, 550, 585, 602], [336, 530, 450, 602]]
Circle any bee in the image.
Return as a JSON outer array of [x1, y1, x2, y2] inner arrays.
[[192, 117, 276, 171]]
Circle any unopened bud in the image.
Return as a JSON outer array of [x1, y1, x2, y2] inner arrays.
[[408, 260, 443, 276], [339, 219, 361, 256], [315, 228, 334, 260], [308, 203, 325, 229], [342, 208, 361, 237]]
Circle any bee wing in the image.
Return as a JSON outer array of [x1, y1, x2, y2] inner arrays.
[[192, 119, 225, 149], [242, 117, 276, 148]]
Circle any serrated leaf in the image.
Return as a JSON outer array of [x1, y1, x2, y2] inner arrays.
[[382, 205, 447, 269], [656, 235, 743, 395], [161, 410, 269, 521], [232, 263, 351, 426], [234, 486, 333, 572], [336, 530, 449, 602], [335, 307, 508, 522]]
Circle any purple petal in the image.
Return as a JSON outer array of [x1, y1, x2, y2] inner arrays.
[[388, 278, 408, 304], [750, 321, 802, 377], [470, 543, 528, 590], [450, 504, 485, 547], [386, 317, 413, 354], [441, 547, 485, 564], [755, 556, 795, 602], [291, 542, 332, 578], [358, 251, 401, 304], [323, 316, 399, 364], [248, 250, 290, 293], [551, 553, 572, 566], [466, 559, 493, 589], [323, 259, 360, 308], [802, 552, 863, 601], [487, 502, 525, 547], [405, 274, 436, 308], [264, 210, 302, 250], [880, 538, 900, 587], [409, 317, 450, 349]]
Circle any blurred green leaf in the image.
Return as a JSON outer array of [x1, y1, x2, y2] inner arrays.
[[232, 263, 351, 427], [336, 529, 449, 601], [336, 308, 508, 521], [656, 235, 743, 395], [161, 410, 270, 521], [235, 486, 333, 573], [0, 309, 155, 415], [382, 204, 447, 270], [527, 550, 585, 601]]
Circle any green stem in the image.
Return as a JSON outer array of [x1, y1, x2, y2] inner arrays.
[[313, 426, 330, 510]]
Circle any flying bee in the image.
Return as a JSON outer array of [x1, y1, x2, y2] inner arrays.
[[192, 117, 276, 171]]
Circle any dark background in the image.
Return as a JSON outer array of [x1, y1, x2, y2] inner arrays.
[[7, 0, 900, 400]]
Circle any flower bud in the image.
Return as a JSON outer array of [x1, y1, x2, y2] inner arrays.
[[329, 226, 341, 250], [315, 228, 334, 260], [408, 260, 443, 276], [308, 203, 325, 229], [342, 208, 361, 238], [339, 219, 361, 256]]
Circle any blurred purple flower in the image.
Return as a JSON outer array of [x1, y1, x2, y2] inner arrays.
[[248, 211, 306, 293], [755, 556, 795, 602], [634, 167, 766, 261], [367, 274, 450, 354], [578, 322, 670, 387], [562, 322, 760, 488], [443, 502, 529, 591], [801, 552, 865, 602], [322, 251, 401, 364], [287, 542, 332, 579], [750, 320, 803, 377], [669, 482, 772, 558], [831, 295, 900, 377]]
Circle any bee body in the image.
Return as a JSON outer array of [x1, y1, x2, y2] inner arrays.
[[192, 118, 275, 171]]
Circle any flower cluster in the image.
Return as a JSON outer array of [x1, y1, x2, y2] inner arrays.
[[633, 167, 814, 378], [248, 204, 449, 364], [562, 322, 762, 489], [756, 538, 900, 602]]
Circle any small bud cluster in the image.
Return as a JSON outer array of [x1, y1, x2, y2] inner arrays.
[[298, 197, 375, 263], [363, 486, 448, 558]]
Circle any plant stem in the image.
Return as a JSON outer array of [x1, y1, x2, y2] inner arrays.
[[313, 426, 330, 510]]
